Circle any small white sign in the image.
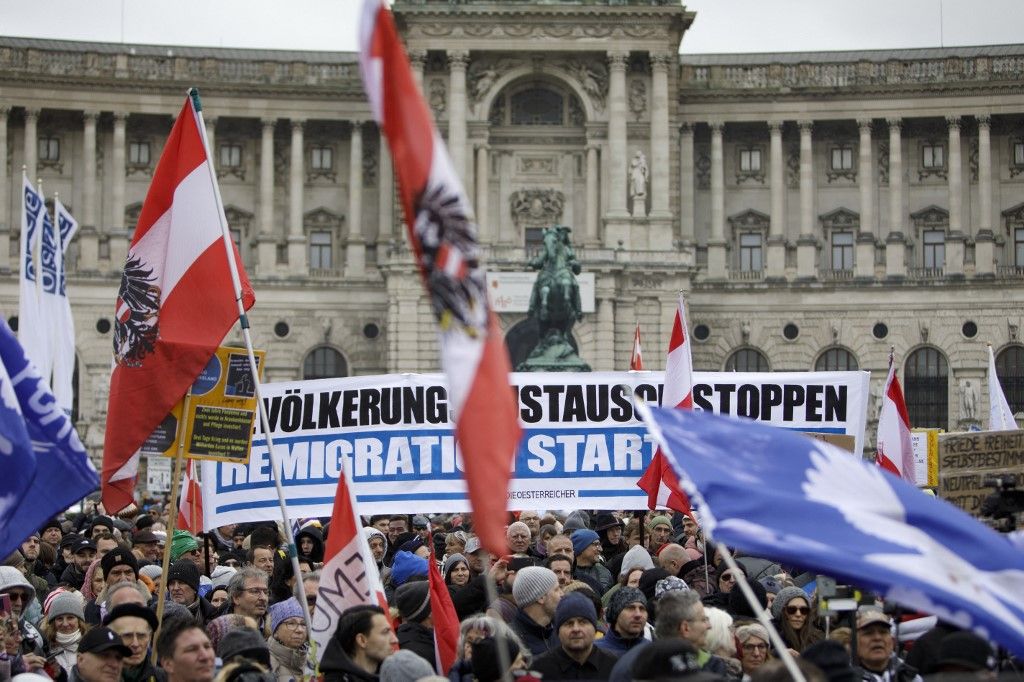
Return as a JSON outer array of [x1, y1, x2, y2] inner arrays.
[[486, 271, 595, 314], [146, 455, 172, 494]]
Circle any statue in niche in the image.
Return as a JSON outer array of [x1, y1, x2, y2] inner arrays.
[[517, 225, 590, 372], [629, 150, 648, 217], [960, 379, 979, 423]]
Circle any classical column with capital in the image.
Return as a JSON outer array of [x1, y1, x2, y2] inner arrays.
[[347, 121, 365, 276], [447, 50, 469, 182], [474, 143, 489, 242], [594, 289, 616, 371], [23, 108, 39, 181], [606, 51, 629, 220], [79, 111, 100, 271], [945, 116, 965, 276], [796, 120, 817, 279], [975, 114, 994, 276], [707, 121, 727, 279], [766, 120, 786, 279], [409, 50, 427, 91], [256, 118, 277, 275], [205, 117, 217, 172], [287, 119, 307, 273], [649, 53, 671, 221], [855, 118, 876, 279], [678, 123, 695, 245], [0, 107, 9, 271], [109, 112, 129, 267], [585, 143, 600, 244], [885, 118, 906, 278], [378, 131, 394, 246]]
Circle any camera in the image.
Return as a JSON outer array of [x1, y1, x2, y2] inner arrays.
[[979, 475, 1024, 533]]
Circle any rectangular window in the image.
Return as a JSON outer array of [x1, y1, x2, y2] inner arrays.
[[1014, 142, 1024, 167], [922, 144, 945, 169], [309, 230, 332, 269], [311, 146, 333, 171], [129, 141, 150, 166], [739, 148, 762, 173], [38, 137, 60, 162], [923, 229, 945, 269], [739, 233, 763, 272], [831, 231, 854, 270], [831, 147, 853, 171], [1016, 228, 1024, 267], [220, 144, 243, 169]]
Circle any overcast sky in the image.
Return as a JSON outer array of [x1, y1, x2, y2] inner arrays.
[[0, 0, 1022, 54]]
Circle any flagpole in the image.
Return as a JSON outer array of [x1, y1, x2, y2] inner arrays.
[[637, 399, 806, 682], [188, 88, 314, 640], [480, 552, 513, 682]]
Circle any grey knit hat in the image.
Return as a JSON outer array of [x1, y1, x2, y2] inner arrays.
[[618, 545, 655, 577], [771, 585, 810, 620], [46, 592, 85, 622], [395, 581, 431, 623], [512, 566, 559, 608], [607, 586, 647, 626], [379, 649, 434, 682]]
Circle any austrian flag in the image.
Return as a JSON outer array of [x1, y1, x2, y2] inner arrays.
[[102, 96, 254, 513]]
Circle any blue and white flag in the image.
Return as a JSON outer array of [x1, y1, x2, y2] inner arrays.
[[18, 174, 49, 382], [51, 198, 78, 414], [640, 405, 1024, 656], [0, 318, 98, 560]]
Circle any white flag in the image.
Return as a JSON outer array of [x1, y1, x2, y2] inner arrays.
[[18, 175, 49, 383], [52, 199, 78, 414], [988, 345, 1018, 431]]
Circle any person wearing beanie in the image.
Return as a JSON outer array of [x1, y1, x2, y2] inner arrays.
[[218, 627, 272, 668], [562, 510, 590, 534], [735, 622, 772, 678], [169, 531, 200, 565], [509, 565, 562, 657], [570, 529, 612, 595], [532, 591, 618, 679], [0, 565, 46, 656], [470, 636, 527, 682], [267, 598, 308, 682], [41, 591, 87, 675], [167, 559, 217, 626], [595, 586, 649, 656], [378, 649, 433, 682], [41, 518, 64, 547], [770, 586, 823, 654], [100, 548, 139, 588], [394, 581, 434, 665], [362, 527, 388, 571], [728, 579, 768, 622], [388, 551, 428, 593], [602, 544, 658, 608], [646, 515, 673, 553], [103, 603, 162, 682], [89, 516, 115, 539], [442, 553, 470, 593]]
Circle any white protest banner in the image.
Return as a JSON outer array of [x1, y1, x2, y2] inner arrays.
[[200, 370, 869, 527]]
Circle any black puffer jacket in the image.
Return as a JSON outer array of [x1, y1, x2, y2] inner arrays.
[[319, 635, 378, 682]]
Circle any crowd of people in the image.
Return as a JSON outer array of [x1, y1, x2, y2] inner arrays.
[[0, 505, 1014, 682]]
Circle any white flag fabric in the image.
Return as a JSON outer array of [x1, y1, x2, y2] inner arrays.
[[987, 345, 1018, 431], [18, 175, 49, 383], [52, 199, 77, 413]]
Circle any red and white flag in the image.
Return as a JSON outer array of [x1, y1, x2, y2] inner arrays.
[[630, 322, 644, 371], [176, 459, 204, 534], [637, 294, 692, 515], [359, 0, 521, 557], [311, 464, 388, 663], [875, 351, 916, 484], [102, 96, 254, 513], [428, 541, 459, 674]]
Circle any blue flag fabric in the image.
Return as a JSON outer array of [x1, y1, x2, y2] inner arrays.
[[641, 405, 1024, 657], [0, 319, 98, 559]]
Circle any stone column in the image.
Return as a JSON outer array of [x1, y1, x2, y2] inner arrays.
[[79, 110, 100, 271], [649, 53, 671, 219], [975, 114, 994, 276], [287, 119, 307, 273], [378, 132, 394, 244], [885, 118, 906, 278], [498, 152, 514, 243], [23, 108, 39, 182], [796, 120, 817, 279], [595, 289, 616, 371], [707, 121, 727, 278], [205, 117, 217, 170], [346, 121, 365, 276], [409, 50, 427, 91], [944, 115, 965, 277], [856, 118, 876, 279], [256, 118, 277, 275], [475, 144, 489, 241], [447, 50, 469, 182], [607, 51, 629, 219], [585, 143, 600, 244], [109, 112, 129, 267], [766, 120, 786, 279], [678, 123, 695, 244], [0, 107, 9, 271]]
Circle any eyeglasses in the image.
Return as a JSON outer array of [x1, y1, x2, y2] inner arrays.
[[6, 592, 29, 603], [243, 587, 269, 596], [742, 643, 768, 653], [281, 620, 307, 630], [785, 605, 810, 615]]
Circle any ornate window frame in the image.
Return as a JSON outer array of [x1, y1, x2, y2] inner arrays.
[[37, 134, 62, 173], [735, 143, 765, 185], [127, 138, 153, 177], [918, 139, 947, 181], [304, 207, 344, 272], [910, 205, 949, 269], [819, 207, 859, 273], [1010, 137, 1024, 178], [826, 143, 857, 183], [217, 141, 246, 181], [728, 209, 769, 272], [308, 142, 336, 183]]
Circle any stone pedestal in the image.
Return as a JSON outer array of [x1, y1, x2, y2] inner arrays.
[[855, 232, 876, 279], [796, 235, 818, 279], [974, 230, 995, 277], [707, 241, 727, 279], [257, 237, 278, 276], [945, 232, 965, 278], [346, 237, 367, 277], [79, 226, 100, 273], [287, 235, 307, 275], [766, 236, 786, 280], [885, 233, 907, 279]]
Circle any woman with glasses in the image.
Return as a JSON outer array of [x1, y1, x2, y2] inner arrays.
[[267, 598, 308, 682], [770, 586, 824, 654], [736, 623, 772, 680]]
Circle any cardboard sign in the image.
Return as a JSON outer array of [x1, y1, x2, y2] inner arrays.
[[911, 428, 940, 487], [145, 455, 172, 493], [803, 432, 856, 453], [938, 429, 1024, 515]]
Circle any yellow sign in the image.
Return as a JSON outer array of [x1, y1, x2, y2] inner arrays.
[[911, 428, 940, 488], [140, 346, 265, 463]]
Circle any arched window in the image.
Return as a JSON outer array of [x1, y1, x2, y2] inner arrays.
[[725, 348, 769, 372], [303, 346, 348, 380], [489, 83, 584, 127], [904, 347, 948, 428], [815, 347, 859, 371], [995, 345, 1024, 415]]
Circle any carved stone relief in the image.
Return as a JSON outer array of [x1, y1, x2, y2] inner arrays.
[[467, 57, 521, 106], [363, 142, 377, 187], [629, 78, 647, 121], [517, 155, 558, 175], [696, 151, 710, 190], [563, 58, 608, 113], [877, 143, 889, 185], [510, 188, 565, 228], [786, 148, 800, 188], [969, 140, 979, 182], [429, 79, 446, 119]]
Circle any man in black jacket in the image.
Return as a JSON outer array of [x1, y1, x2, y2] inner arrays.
[[394, 581, 433, 665], [320, 605, 397, 682], [532, 592, 618, 680]]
